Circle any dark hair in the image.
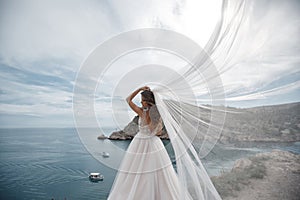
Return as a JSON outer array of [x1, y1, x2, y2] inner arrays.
[[141, 90, 161, 125], [141, 90, 155, 106]]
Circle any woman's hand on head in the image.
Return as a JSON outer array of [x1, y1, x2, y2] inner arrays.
[[140, 86, 150, 91]]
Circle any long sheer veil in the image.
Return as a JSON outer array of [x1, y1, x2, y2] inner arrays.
[[149, 0, 248, 199]]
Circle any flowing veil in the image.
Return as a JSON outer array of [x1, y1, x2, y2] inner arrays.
[[148, 0, 249, 199]]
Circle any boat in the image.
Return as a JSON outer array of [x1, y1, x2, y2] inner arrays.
[[89, 173, 104, 182], [102, 152, 110, 158]]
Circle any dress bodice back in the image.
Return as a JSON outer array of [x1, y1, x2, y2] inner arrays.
[[138, 116, 153, 137]]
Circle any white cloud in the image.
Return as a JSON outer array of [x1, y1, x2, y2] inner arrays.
[[0, 0, 299, 127], [216, 0, 300, 102], [0, 0, 118, 68]]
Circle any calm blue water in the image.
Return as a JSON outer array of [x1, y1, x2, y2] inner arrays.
[[0, 128, 299, 200]]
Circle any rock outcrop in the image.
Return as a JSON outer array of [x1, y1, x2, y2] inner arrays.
[[109, 130, 133, 140], [212, 149, 300, 200], [97, 134, 108, 139], [108, 115, 169, 140]]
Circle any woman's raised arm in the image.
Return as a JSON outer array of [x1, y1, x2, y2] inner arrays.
[[126, 86, 149, 116]]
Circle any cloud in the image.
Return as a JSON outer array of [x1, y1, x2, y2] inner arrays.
[[0, 0, 119, 68], [0, 0, 299, 127], [216, 0, 300, 104]]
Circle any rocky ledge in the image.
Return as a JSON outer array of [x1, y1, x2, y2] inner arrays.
[[211, 149, 300, 200], [106, 116, 169, 140]]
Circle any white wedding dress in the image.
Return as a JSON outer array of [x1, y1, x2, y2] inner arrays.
[[107, 111, 192, 200]]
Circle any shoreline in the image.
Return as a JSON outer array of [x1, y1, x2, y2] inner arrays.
[[99, 133, 300, 143]]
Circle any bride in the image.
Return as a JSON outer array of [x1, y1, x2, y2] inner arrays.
[[108, 86, 184, 200], [107, 86, 222, 200]]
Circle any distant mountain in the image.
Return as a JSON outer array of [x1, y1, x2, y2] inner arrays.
[[220, 102, 300, 142], [106, 102, 300, 142]]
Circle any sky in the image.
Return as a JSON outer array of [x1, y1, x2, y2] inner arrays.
[[0, 0, 299, 128]]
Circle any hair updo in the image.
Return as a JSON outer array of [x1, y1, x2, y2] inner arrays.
[[141, 90, 155, 106], [141, 90, 161, 125]]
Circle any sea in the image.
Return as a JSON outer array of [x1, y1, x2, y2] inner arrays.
[[0, 128, 299, 200]]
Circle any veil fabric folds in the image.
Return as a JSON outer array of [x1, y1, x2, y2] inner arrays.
[[149, 0, 248, 199]]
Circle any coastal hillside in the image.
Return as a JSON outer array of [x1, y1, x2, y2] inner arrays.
[[220, 102, 300, 142], [211, 149, 300, 200], [105, 102, 300, 142]]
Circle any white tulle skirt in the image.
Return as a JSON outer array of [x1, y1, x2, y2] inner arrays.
[[107, 132, 184, 200]]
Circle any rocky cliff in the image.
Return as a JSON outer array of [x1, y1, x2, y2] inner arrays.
[[220, 102, 300, 142]]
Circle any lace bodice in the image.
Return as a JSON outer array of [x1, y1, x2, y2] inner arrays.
[[138, 116, 153, 136]]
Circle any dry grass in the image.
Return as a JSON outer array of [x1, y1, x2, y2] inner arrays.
[[211, 156, 268, 198]]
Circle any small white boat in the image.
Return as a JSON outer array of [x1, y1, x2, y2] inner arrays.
[[102, 152, 110, 158], [89, 173, 104, 182]]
